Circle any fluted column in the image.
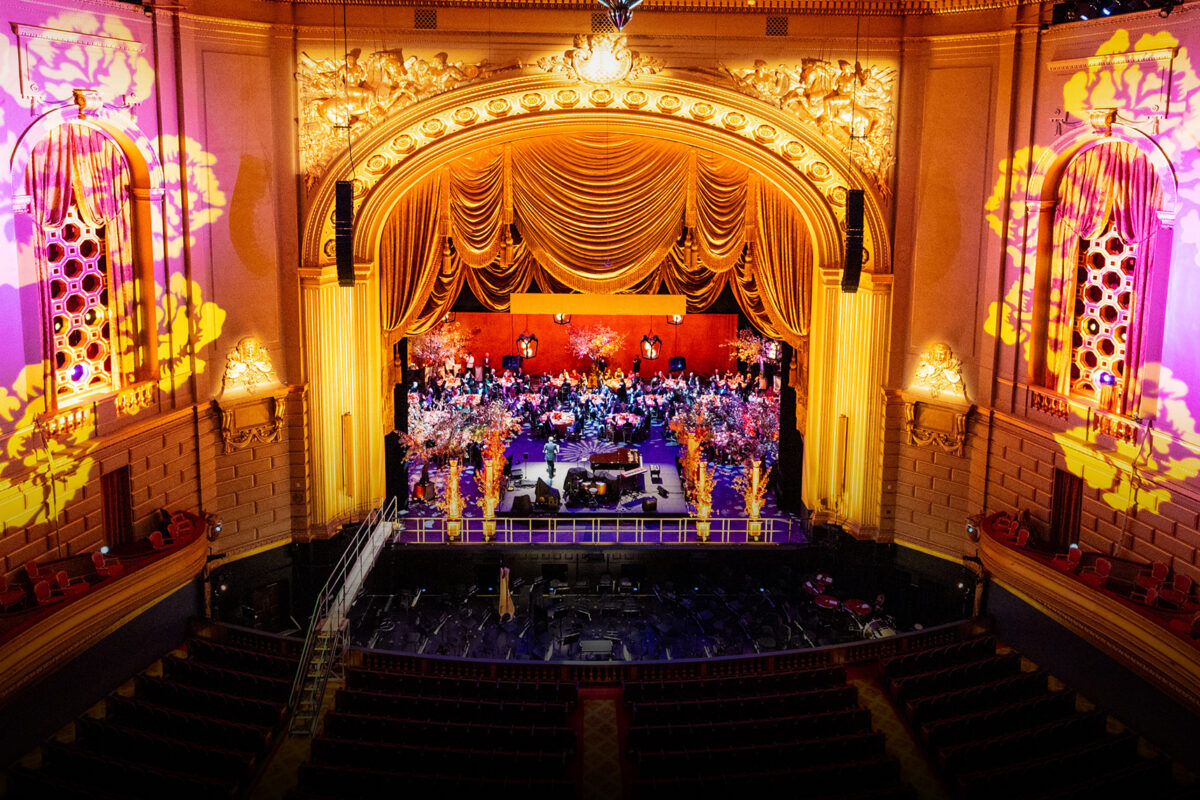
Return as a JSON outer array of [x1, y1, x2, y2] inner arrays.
[[300, 265, 385, 533], [805, 270, 893, 538]]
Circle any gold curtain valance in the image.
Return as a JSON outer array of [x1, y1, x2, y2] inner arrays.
[[379, 133, 815, 348]]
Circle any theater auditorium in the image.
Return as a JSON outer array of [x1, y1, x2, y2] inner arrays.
[[1, 0, 1200, 796]]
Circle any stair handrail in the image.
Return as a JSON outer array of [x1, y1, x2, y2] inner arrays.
[[288, 497, 398, 721]]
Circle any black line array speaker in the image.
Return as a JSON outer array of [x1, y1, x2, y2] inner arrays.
[[842, 188, 864, 293], [335, 180, 354, 287]]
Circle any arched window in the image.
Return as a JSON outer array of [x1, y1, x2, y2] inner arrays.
[[1043, 140, 1162, 416], [24, 123, 148, 409]]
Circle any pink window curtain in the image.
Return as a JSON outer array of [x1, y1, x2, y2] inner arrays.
[[25, 124, 138, 380], [1048, 141, 1161, 413]]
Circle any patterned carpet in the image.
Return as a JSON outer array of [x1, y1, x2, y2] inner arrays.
[[577, 688, 627, 800]]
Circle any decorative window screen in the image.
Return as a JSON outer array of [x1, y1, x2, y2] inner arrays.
[[1069, 223, 1135, 409], [46, 204, 115, 404]]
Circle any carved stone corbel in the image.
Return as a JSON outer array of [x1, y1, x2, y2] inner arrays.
[[902, 342, 973, 456]]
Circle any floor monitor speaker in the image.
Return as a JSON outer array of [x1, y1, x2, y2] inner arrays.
[[511, 494, 533, 515]]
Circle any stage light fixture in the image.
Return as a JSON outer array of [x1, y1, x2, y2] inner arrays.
[[764, 340, 781, 361], [553, 313, 571, 325], [517, 333, 539, 359], [666, 314, 684, 325], [596, 0, 643, 30], [640, 334, 662, 360]]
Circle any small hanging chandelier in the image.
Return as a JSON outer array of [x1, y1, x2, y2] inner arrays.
[[640, 334, 662, 360], [517, 333, 539, 359], [666, 314, 684, 325], [442, 311, 456, 324], [553, 313, 571, 325], [596, 0, 643, 30]]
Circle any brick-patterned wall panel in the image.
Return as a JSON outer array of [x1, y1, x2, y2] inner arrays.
[[884, 395, 989, 557], [210, 403, 297, 558], [286, 388, 310, 535], [0, 413, 203, 580]]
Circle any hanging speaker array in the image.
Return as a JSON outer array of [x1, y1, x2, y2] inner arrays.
[[842, 188, 864, 294], [335, 180, 354, 287]]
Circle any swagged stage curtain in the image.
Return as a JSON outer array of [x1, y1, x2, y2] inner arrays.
[[1048, 141, 1162, 414], [25, 123, 140, 381], [379, 133, 817, 353]]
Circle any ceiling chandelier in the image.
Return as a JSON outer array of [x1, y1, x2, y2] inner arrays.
[[553, 313, 572, 325], [596, 0, 643, 30]]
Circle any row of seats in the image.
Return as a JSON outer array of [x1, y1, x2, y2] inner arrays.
[[888, 652, 1022, 704], [627, 706, 872, 751], [630, 684, 859, 726], [299, 666, 578, 797], [297, 762, 574, 797], [310, 737, 569, 778], [334, 686, 571, 724], [632, 758, 903, 797], [885, 634, 1186, 799], [186, 637, 299, 680], [879, 636, 997, 681], [9, 627, 291, 800], [344, 666, 577, 703], [634, 731, 887, 779], [322, 710, 575, 752], [162, 654, 292, 704], [623, 664, 845, 702]]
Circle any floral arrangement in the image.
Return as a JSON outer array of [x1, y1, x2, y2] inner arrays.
[[568, 324, 626, 365], [723, 328, 779, 364], [669, 395, 778, 467], [435, 458, 465, 519], [402, 399, 519, 466], [409, 320, 477, 367], [475, 427, 510, 519], [734, 460, 772, 517]]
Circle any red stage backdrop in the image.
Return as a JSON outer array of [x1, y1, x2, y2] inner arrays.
[[446, 313, 737, 376]]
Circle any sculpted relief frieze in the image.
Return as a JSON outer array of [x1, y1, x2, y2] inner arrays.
[[296, 37, 898, 195], [297, 48, 494, 184], [726, 59, 897, 195]]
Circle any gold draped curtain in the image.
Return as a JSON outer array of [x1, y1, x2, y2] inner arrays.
[[379, 134, 816, 351]]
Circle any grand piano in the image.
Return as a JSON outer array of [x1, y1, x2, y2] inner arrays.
[[589, 447, 641, 471]]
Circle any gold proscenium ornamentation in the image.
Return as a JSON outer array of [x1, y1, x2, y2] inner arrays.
[[536, 33, 664, 85], [726, 58, 897, 194], [297, 48, 493, 184]]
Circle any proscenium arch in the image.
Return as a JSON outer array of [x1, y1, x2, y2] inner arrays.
[[299, 73, 895, 535], [302, 73, 891, 283]]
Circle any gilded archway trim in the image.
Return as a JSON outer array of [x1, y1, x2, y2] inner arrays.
[[301, 73, 890, 283]]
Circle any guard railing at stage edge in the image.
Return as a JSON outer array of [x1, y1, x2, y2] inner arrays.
[[391, 514, 806, 545]]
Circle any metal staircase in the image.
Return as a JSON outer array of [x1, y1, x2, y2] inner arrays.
[[288, 498, 398, 735]]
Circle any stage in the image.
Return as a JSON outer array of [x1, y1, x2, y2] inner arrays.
[[497, 453, 690, 516]]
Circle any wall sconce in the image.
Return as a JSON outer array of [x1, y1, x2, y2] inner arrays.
[[666, 314, 684, 325], [553, 313, 571, 325], [517, 333, 539, 359], [640, 334, 662, 360]]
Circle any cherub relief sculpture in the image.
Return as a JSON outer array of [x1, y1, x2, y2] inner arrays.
[[729, 57, 897, 192], [297, 48, 492, 183]]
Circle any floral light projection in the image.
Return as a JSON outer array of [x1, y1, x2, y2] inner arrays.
[[982, 29, 1200, 515], [568, 324, 626, 370], [0, 364, 97, 531], [1055, 366, 1200, 514], [29, 14, 154, 109], [983, 145, 1048, 367], [157, 135, 227, 259], [157, 273, 226, 392]]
